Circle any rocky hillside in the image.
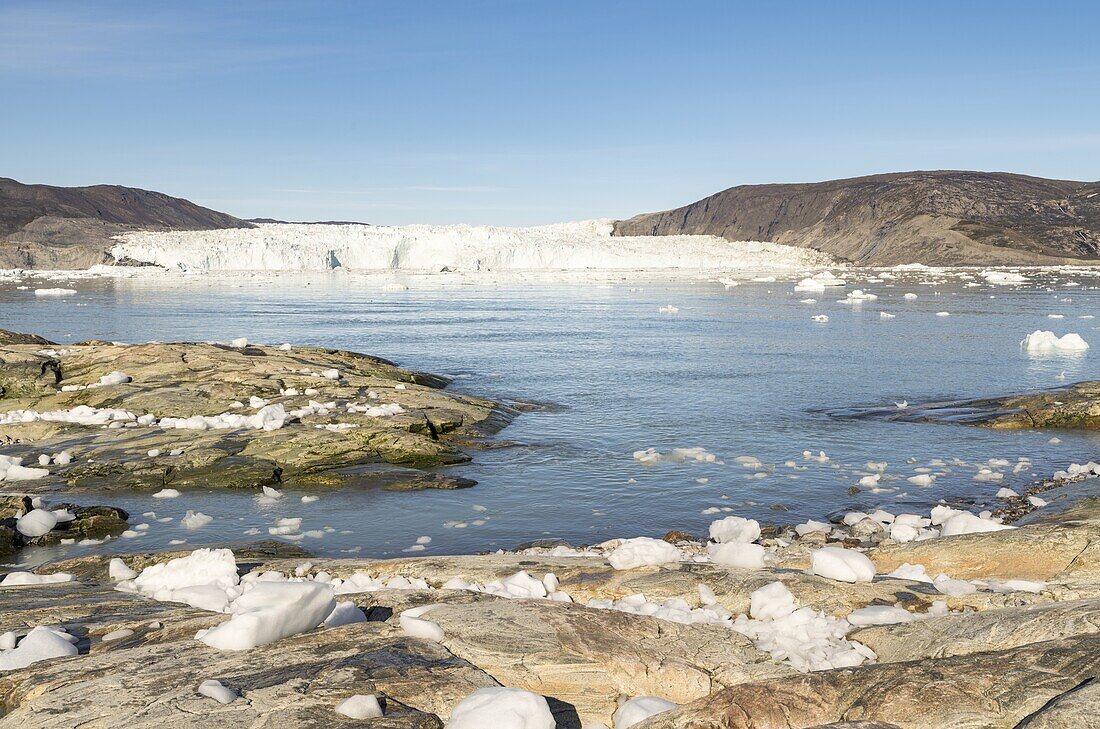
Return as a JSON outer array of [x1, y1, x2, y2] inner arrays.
[[0, 178, 251, 269], [615, 171, 1100, 266]]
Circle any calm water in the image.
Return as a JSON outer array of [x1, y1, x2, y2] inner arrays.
[[3, 269, 1100, 565]]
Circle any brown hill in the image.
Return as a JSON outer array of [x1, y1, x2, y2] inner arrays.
[[0, 177, 251, 269], [614, 171, 1100, 266]]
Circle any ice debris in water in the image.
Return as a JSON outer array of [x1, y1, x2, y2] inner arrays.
[[613, 696, 679, 728], [446, 686, 555, 729], [838, 289, 877, 304], [1020, 330, 1089, 352], [633, 446, 717, 464], [794, 271, 846, 291]]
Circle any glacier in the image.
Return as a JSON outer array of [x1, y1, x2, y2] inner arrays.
[[110, 219, 831, 272]]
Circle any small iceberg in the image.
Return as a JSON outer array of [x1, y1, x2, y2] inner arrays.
[[1021, 330, 1089, 353]]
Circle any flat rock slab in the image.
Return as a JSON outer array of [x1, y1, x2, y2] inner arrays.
[[427, 599, 789, 725], [851, 598, 1100, 663], [635, 634, 1100, 729]]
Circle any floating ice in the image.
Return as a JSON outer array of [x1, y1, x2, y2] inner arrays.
[[794, 272, 846, 291], [34, 288, 78, 296], [632, 446, 716, 465], [838, 289, 877, 304], [981, 270, 1028, 284], [181, 510, 213, 529], [1020, 330, 1089, 352]]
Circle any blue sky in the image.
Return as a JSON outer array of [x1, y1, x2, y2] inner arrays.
[[3, 0, 1099, 224]]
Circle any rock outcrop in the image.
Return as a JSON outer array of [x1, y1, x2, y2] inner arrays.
[[614, 171, 1100, 266], [0, 334, 503, 494], [1, 492, 1098, 727]]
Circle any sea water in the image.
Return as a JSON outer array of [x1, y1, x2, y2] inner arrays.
[[2, 269, 1099, 564]]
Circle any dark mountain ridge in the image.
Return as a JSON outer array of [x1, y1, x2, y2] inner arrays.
[[0, 177, 251, 269], [614, 170, 1100, 266]]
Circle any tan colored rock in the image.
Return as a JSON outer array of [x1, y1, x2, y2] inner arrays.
[[851, 598, 1100, 663], [1015, 679, 1100, 728], [869, 498, 1100, 583], [636, 634, 1100, 729], [427, 599, 790, 725]]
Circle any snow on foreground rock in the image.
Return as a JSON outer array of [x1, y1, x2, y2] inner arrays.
[[809, 547, 877, 583], [445, 687, 555, 729], [110, 220, 832, 272], [116, 548, 335, 650], [732, 581, 876, 672], [607, 537, 683, 569], [0, 626, 78, 670], [613, 696, 679, 728]]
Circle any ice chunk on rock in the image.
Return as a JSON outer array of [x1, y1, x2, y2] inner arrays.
[[0, 626, 77, 670], [707, 542, 766, 569], [607, 537, 681, 570], [15, 509, 58, 537], [446, 687, 554, 729], [810, 547, 876, 583], [197, 679, 237, 704], [108, 558, 138, 581], [613, 696, 679, 728], [846, 605, 916, 626], [335, 694, 383, 719], [197, 582, 336, 651], [749, 581, 798, 620], [708, 516, 761, 544], [940, 512, 1015, 536]]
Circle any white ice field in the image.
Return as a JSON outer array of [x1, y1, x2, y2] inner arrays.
[[110, 219, 832, 272]]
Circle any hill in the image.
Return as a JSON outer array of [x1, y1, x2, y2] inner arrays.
[[614, 171, 1100, 265], [0, 177, 251, 269]]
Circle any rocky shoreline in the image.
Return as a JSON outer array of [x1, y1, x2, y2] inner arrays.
[[3, 330, 1100, 727], [1, 473, 1097, 727]]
